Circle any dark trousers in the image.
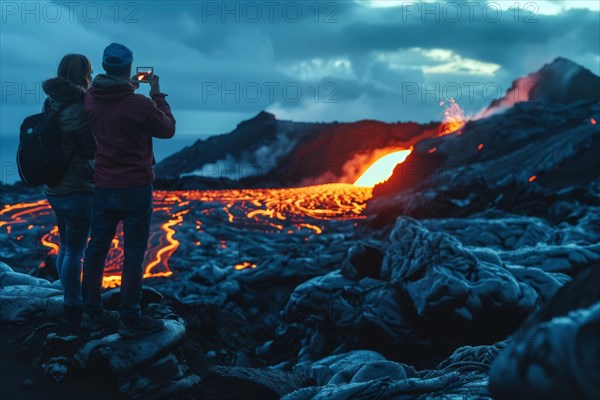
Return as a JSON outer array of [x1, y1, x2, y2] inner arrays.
[[46, 192, 93, 309], [82, 183, 153, 320]]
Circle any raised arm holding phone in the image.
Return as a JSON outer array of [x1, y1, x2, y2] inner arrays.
[[81, 43, 176, 338]]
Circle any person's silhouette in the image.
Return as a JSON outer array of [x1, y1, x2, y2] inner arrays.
[[81, 43, 175, 337]]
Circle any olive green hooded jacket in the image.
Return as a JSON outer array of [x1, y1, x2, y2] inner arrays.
[[42, 77, 96, 195]]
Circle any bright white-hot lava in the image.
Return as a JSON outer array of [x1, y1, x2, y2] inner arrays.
[[353, 149, 413, 187]]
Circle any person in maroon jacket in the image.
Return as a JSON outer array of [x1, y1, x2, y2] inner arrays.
[[81, 43, 175, 337]]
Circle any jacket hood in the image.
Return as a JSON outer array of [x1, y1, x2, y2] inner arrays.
[[42, 77, 86, 102], [87, 74, 135, 103], [92, 73, 133, 88]]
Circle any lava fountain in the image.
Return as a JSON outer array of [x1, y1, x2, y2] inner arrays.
[[439, 99, 467, 136]]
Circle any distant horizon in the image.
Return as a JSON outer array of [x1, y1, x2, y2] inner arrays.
[[2, 1, 598, 143], [3, 52, 598, 185], [0, 132, 206, 185]]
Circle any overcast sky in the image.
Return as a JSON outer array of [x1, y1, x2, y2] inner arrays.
[[1, 0, 599, 172]]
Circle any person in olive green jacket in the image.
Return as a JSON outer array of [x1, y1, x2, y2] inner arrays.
[[42, 54, 118, 328]]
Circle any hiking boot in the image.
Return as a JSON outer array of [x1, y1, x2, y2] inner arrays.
[[80, 309, 119, 330], [119, 315, 164, 338]]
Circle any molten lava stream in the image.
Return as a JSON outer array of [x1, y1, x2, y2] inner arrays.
[[0, 148, 418, 287], [101, 204, 188, 288], [145, 209, 189, 277], [40, 226, 59, 256], [353, 149, 413, 187]]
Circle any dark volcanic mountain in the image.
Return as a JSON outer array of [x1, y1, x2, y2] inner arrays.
[[155, 58, 598, 190], [369, 57, 600, 221], [154, 112, 438, 189], [369, 99, 599, 219], [481, 57, 600, 117], [155, 111, 310, 181]]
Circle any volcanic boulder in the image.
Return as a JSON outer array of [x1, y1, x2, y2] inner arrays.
[[264, 217, 569, 371], [490, 301, 600, 400], [0, 262, 63, 323], [282, 344, 503, 400], [0, 264, 199, 399]]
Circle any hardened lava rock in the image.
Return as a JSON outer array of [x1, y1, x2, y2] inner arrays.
[[489, 300, 600, 400]]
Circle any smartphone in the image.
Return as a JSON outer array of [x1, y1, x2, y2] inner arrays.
[[136, 67, 153, 83]]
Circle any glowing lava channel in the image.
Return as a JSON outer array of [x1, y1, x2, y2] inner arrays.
[[1, 184, 373, 287], [101, 209, 188, 288], [3, 144, 422, 287], [353, 149, 412, 187]]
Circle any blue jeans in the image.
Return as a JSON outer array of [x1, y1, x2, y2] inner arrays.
[[82, 183, 153, 320], [46, 192, 93, 309]]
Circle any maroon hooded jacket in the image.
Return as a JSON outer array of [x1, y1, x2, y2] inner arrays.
[[84, 74, 175, 188]]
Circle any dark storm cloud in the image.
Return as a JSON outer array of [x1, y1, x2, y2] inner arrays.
[[339, 8, 598, 73], [1, 0, 599, 139], [119, 1, 599, 71]]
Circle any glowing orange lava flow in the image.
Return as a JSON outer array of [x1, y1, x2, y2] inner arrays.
[[101, 210, 189, 288], [1, 137, 456, 287], [1, 184, 373, 287], [41, 226, 59, 255], [234, 261, 257, 270], [353, 149, 413, 187]]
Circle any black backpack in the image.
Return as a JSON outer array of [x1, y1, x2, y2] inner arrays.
[[17, 101, 74, 186]]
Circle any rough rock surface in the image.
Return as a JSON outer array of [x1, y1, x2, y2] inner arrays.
[[262, 217, 571, 372], [0, 261, 63, 323], [0, 265, 198, 399], [490, 301, 600, 400], [372, 106, 600, 224], [199, 366, 304, 399], [283, 343, 502, 400], [2, 59, 599, 399]]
